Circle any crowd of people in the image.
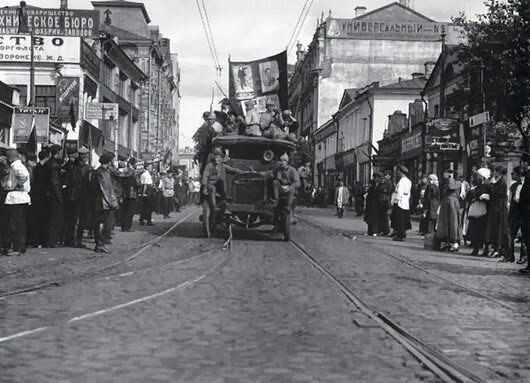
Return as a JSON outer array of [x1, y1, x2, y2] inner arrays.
[[0, 145, 200, 256], [358, 162, 529, 273]]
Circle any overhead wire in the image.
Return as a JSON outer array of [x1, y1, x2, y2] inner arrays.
[[195, 0, 221, 75], [286, 0, 310, 53], [288, 0, 315, 55], [200, 0, 221, 75]]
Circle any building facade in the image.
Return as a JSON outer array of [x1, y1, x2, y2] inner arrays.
[[92, 1, 179, 162], [332, 76, 426, 186], [288, 1, 464, 183]]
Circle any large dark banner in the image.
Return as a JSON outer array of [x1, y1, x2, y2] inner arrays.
[[56, 77, 79, 121], [229, 50, 288, 115]]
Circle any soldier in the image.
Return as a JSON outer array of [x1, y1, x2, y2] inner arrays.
[[45, 144, 64, 248], [91, 152, 118, 253], [259, 99, 284, 139], [63, 147, 91, 248]]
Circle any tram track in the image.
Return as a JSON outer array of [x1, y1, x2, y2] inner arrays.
[[289, 238, 484, 383], [0, 208, 204, 300], [297, 214, 520, 312]]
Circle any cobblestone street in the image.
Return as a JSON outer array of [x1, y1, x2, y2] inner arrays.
[[1, 205, 528, 381]]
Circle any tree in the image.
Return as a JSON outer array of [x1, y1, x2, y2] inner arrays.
[[452, 0, 530, 157]]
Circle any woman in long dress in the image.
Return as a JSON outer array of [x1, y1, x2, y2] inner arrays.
[[465, 173, 489, 256], [435, 178, 462, 252], [422, 174, 440, 234], [364, 176, 380, 236]]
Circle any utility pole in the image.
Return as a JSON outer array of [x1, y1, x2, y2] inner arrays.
[[18, 2, 35, 106], [479, 58, 487, 159]]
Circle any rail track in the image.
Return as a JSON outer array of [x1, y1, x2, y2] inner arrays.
[[289, 238, 484, 383], [0, 207, 219, 300]]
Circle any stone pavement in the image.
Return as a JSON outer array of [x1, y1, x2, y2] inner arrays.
[[0, 207, 200, 296], [294, 207, 530, 382], [0, 233, 440, 383]]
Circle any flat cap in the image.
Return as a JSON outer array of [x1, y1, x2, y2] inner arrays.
[[78, 146, 90, 155], [49, 144, 62, 155], [397, 165, 409, 174]]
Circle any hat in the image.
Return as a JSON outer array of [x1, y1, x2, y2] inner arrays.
[[266, 99, 275, 106], [428, 174, 438, 183], [280, 153, 289, 161], [202, 111, 210, 118], [397, 165, 409, 174], [66, 147, 77, 155], [128, 157, 137, 166], [26, 153, 37, 162], [49, 144, 62, 155], [78, 146, 90, 155], [208, 112, 216, 119], [118, 161, 127, 169], [99, 152, 114, 165]]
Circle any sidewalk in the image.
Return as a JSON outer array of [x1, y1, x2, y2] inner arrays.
[[0, 207, 197, 296]]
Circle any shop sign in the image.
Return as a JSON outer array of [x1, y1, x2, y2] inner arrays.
[[343, 150, 356, 166], [469, 111, 490, 127], [401, 130, 422, 159], [327, 18, 449, 41], [425, 118, 461, 152], [11, 107, 49, 143], [0, 8, 99, 38], [85, 102, 118, 120], [0, 35, 80, 63]]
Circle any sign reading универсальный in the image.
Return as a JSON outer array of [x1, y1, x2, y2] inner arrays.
[[0, 7, 99, 38], [0, 35, 80, 63], [327, 19, 451, 41]]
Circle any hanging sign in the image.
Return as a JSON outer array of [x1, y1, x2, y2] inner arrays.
[[85, 102, 118, 120]]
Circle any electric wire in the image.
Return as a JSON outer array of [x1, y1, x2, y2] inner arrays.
[[195, 0, 220, 74], [288, 0, 315, 55], [200, 0, 222, 74], [286, 0, 310, 53]]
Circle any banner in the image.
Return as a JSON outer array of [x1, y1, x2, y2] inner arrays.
[[56, 77, 79, 120], [11, 107, 49, 144], [0, 35, 81, 63], [229, 50, 288, 114], [0, 8, 99, 38]]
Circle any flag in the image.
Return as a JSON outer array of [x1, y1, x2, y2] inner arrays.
[[69, 100, 77, 131], [25, 112, 37, 155]]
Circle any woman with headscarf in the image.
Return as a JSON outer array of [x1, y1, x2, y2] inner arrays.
[[484, 165, 511, 260], [465, 171, 489, 255], [422, 174, 440, 234]]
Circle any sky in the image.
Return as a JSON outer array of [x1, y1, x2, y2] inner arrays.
[[4, 0, 488, 148]]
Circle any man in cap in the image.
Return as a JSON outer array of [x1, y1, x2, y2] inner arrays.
[[376, 170, 394, 236], [252, 152, 300, 213], [116, 158, 138, 232], [3, 149, 31, 255], [208, 111, 224, 134], [45, 144, 64, 247], [202, 147, 245, 212], [244, 101, 261, 136], [259, 99, 284, 139], [27, 148, 51, 248], [63, 146, 91, 248], [390, 165, 412, 241], [91, 152, 118, 253]]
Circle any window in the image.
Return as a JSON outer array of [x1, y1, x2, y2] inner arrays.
[[103, 60, 115, 90], [119, 72, 128, 100], [35, 86, 56, 115], [434, 104, 440, 118], [13, 85, 27, 106]]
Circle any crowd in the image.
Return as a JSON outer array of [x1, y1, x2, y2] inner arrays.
[[0, 145, 198, 256], [356, 162, 529, 273]]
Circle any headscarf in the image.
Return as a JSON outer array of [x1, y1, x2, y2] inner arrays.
[[428, 174, 439, 187], [477, 167, 491, 180]]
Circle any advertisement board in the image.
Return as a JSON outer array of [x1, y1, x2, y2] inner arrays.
[[11, 107, 49, 143], [0, 8, 99, 38], [0, 35, 80, 63], [85, 102, 119, 120], [425, 119, 461, 152]]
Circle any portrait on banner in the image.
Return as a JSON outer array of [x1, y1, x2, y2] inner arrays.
[[232, 64, 255, 100], [259, 60, 279, 93]]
